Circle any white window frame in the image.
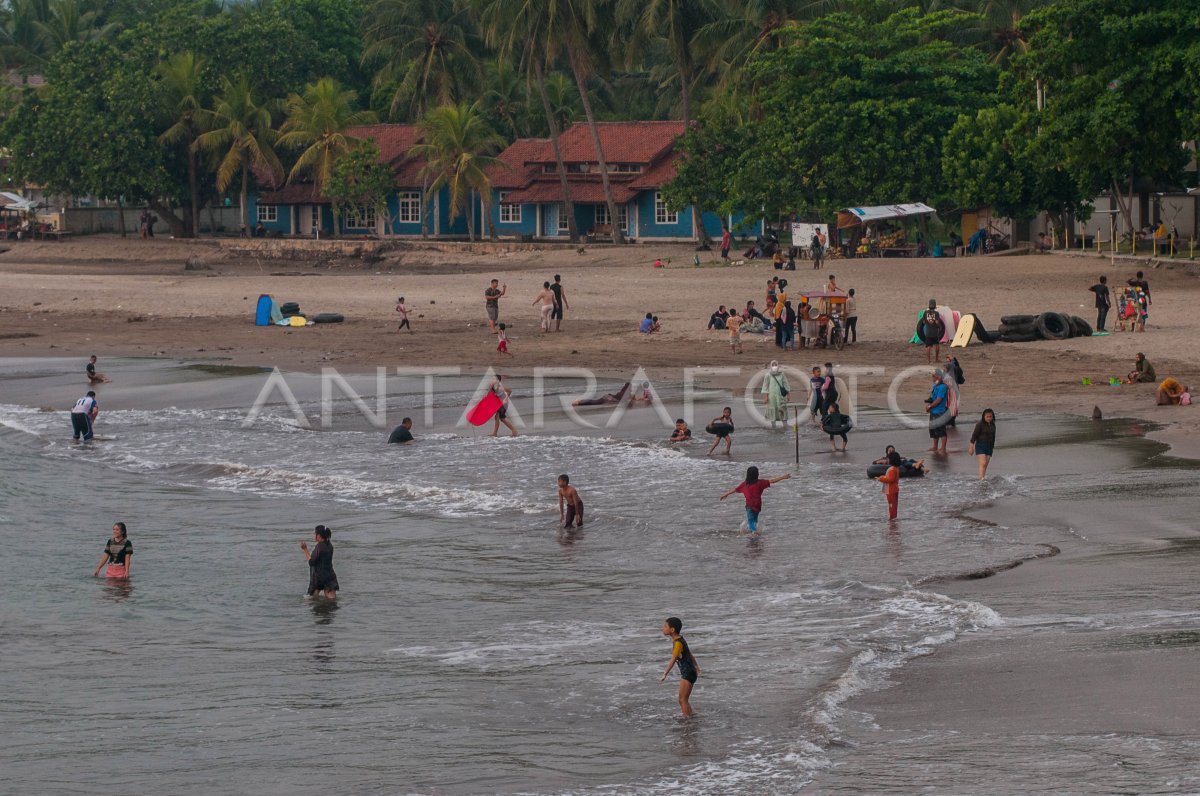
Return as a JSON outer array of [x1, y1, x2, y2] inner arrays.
[[256, 204, 277, 223], [498, 191, 521, 224], [616, 204, 629, 231], [397, 191, 421, 223], [558, 204, 570, 234], [594, 203, 610, 226], [654, 192, 678, 225], [344, 204, 377, 230]]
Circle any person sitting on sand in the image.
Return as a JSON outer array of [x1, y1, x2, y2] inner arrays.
[[1156, 377, 1190, 406], [669, 418, 692, 442], [744, 300, 770, 331], [651, 316, 662, 333], [572, 382, 631, 407], [707, 306, 729, 330], [628, 382, 654, 405], [86, 355, 110, 384], [1126, 352, 1156, 384]]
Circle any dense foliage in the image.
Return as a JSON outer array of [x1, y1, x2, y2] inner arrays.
[[0, 0, 1196, 236]]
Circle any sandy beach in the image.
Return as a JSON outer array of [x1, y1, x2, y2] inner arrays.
[[2, 237, 1198, 426], [3, 237, 1199, 791]]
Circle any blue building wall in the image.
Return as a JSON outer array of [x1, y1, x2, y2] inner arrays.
[[246, 194, 293, 235], [633, 190, 692, 239], [487, 194, 539, 236]]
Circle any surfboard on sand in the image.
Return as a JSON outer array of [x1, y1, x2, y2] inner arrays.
[[465, 392, 504, 426], [950, 313, 976, 348]]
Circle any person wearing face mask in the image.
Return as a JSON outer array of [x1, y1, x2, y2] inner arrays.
[[761, 361, 790, 428]]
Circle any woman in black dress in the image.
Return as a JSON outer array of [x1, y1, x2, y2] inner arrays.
[[300, 525, 339, 599]]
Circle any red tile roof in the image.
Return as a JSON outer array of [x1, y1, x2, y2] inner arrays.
[[489, 138, 550, 189], [345, 124, 423, 166], [530, 121, 685, 165], [503, 177, 639, 205], [630, 155, 678, 190], [257, 183, 329, 205]]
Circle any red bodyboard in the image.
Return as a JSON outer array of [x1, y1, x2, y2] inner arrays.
[[466, 392, 504, 426]]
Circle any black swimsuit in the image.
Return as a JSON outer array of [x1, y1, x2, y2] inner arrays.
[[675, 636, 698, 683]]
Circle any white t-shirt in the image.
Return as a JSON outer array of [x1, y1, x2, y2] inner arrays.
[[72, 396, 97, 414]]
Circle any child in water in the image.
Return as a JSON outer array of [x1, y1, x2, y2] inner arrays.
[[659, 616, 700, 718], [93, 522, 131, 578], [874, 451, 902, 520], [719, 466, 791, 534], [557, 474, 584, 529]]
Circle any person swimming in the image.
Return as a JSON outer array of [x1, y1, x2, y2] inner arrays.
[[669, 418, 692, 442], [872, 445, 926, 473]]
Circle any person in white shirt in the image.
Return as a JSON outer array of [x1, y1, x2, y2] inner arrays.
[[71, 391, 99, 441]]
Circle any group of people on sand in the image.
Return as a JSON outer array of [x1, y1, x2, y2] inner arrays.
[[709, 275, 858, 354], [478, 274, 572, 356], [1089, 271, 1152, 333]]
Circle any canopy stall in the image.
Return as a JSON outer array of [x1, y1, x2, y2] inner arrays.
[[837, 202, 935, 229]]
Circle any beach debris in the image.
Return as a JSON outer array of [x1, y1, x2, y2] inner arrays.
[[184, 255, 211, 270], [1092, 406, 1103, 420]]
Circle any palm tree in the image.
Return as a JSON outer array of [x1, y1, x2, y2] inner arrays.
[[195, 75, 284, 235], [482, 58, 528, 140], [976, 0, 1051, 64], [409, 101, 505, 241], [33, 0, 117, 60], [362, 0, 481, 119], [618, 0, 712, 241], [0, 0, 50, 68], [692, 0, 806, 89], [278, 77, 377, 195], [157, 51, 206, 237], [474, 0, 582, 242]]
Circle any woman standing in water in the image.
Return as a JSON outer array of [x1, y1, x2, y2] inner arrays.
[[300, 525, 339, 599], [93, 522, 132, 578], [761, 361, 789, 428], [968, 408, 997, 480]]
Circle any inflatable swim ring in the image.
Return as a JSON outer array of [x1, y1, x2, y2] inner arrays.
[[866, 463, 925, 479], [822, 417, 854, 435], [705, 422, 735, 437]]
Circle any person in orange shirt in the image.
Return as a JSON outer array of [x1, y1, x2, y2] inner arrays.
[[875, 450, 902, 520]]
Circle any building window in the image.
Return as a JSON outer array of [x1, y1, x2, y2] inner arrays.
[[594, 203, 609, 226], [616, 204, 628, 230], [397, 191, 421, 223], [344, 204, 377, 229], [257, 204, 277, 223], [498, 192, 521, 224], [609, 164, 642, 173], [558, 204, 570, 234], [594, 203, 628, 230], [654, 192, 678, 225]]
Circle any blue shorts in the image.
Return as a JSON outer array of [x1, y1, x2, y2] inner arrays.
[[974, 441, 994, 456]]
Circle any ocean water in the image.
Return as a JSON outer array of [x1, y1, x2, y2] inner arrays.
[[0, 360, 1194, 794]]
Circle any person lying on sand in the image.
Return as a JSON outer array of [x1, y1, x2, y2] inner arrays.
[[572, 382, 631, 407]]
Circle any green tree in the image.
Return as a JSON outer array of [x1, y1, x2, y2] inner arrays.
[[362, 0, 480, 118], [278, 77, 377, 196], [1014, 0, 1198, 234], [473, 0, 580, 242], [195, 74, 284, 234], [409, 101, 504, 241], [713, 9, 995, 221], [157, 51, 207, 237], [2, 40, 177, 233], [325, 142, 395, 233]]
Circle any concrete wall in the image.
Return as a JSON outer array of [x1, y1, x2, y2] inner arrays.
[[61, 207, 243, 235]]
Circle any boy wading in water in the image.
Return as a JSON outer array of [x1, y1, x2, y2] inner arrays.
[[720, 466, 790, 534], [557, 474, 583, 528], [660, 617, 700, 718]]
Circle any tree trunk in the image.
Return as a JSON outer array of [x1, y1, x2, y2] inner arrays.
[[680, 67, 708, 247], [421, 175, 430, 239], [116, 196, 126, 238], [1111, 177, 1134, 247], [534, 59, 579, 243], [147, 198, 187, 238], [187, 148, 199, 238], [467, 188, 476, 241], [240, 165, 250, 236], [568, 46, 623, 245]]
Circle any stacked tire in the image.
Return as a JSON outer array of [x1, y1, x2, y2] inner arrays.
[[997, 312, 1093, 343]]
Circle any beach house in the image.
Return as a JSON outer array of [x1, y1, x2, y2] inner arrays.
[[487, 121, 761, 243]]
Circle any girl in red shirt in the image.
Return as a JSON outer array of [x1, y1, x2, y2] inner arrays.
[[720, 466, 791, 534]]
